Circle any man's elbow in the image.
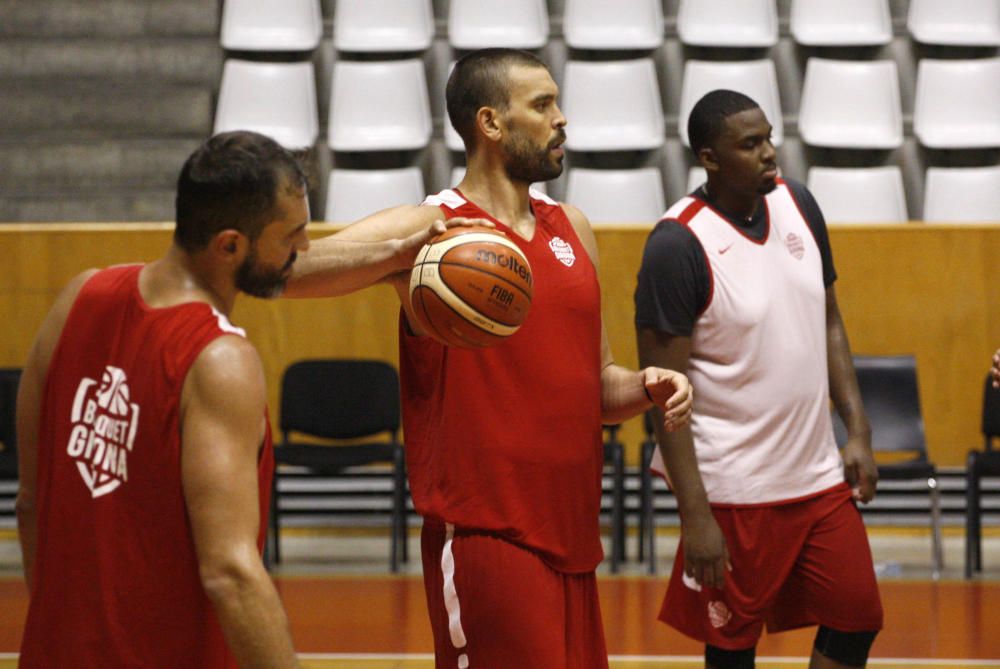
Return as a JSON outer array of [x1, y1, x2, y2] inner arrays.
[[15, 490, 35, 522], [198, 548, 266, 604]]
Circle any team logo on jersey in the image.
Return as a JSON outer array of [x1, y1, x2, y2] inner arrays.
[[785, 232, 805, 260], [708, 600, 732, 628], [548, 236, 576, 267], [67, 366, 140, 498]]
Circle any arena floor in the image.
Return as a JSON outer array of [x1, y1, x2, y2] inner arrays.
[[1, 527, 998, 667]]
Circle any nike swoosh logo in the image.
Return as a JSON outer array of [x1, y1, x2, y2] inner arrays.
[[718, 243, 734, 255]]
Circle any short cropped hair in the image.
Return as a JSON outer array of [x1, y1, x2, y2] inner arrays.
[[687, 89, 761, 157], [446, 48, 548, 150], [174, 131, 307, 252]]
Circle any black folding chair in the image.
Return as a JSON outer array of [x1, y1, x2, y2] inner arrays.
[[0, 369, 22, 481], [965, 374, 1000, 578], [603, 424, 626, 573], [833, 354, 943, 577], [268, 359, 408, 572]]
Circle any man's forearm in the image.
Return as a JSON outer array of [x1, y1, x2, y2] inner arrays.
[[285, 237, 407, 299], [827, 306, 870, 438], [599, 364, 650, 425], [204, 565, 300, 669], [657, 424, 714, 526]]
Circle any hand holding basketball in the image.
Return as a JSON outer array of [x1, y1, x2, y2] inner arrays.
[[409, 225, 533, 348], [398, 216, 495, 269]]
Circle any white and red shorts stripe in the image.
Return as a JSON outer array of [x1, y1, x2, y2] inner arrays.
[[421, 520, 608, 668]]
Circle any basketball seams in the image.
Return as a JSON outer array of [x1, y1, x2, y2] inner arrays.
[[412, 285, 505, 347], [427, 232, 531, 267], [437, 261, 533, 304], [411, 269, 521, 337], [412, 286, 483, 347]]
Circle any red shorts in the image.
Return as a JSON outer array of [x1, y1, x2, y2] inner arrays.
[[421, 520, 608, 669], [660, 483, 884, 649]]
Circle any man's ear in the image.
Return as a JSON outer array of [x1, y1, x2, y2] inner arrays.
[[213, 230, 245, 260], [699, 147, 720, 173], [476, 106, 503, 144]]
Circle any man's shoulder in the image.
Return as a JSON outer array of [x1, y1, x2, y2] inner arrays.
[[644, 216, 703, 256], [187, 335, 265, 404], [777, 177, 813, 203]]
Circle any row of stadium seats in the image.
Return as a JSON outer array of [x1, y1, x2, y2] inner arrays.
[[326, 164, 1000, 224], [214, 56, 1000, 153], [220, 0, 1000, 52], [210, 0, 999, 223]]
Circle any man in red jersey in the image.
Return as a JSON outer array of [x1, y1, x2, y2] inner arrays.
[[16, 131, 473, 668], [286, 48, 694, 668], [635, 90, 883, 669]]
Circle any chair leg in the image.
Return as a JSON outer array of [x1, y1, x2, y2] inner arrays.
[[928, 476, 943, 579], [966, 452, 981, 578], [637, 470, 646, 563], [391, 447, 406, 573], [641, 441, 657, 576], [269, 471, 281, 566], [400, 457, 410, 564], [611, 443, 625, 573]]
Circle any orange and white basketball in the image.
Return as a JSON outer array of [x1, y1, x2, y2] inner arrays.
[[409, 226, 533, 348]]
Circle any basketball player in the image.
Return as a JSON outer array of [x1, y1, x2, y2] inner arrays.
[[286, 49, 693, 668], [634, 90, 884, 668], [15, 131, 474, 668]]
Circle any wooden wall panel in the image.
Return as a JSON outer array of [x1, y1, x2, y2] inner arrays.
[[2, 223, 998, 466]]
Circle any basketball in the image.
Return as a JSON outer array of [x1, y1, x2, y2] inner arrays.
[[409, 226, 533, 348]]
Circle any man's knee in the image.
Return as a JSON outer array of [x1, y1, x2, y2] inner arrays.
[[705, 644, 755, 669], [813, 626, 878, 667]]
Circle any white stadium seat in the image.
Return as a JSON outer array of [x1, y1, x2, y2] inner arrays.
[[565, 167, 666, 225], [677, 0, 778, 47], [807, 166, 908, 224], [221, 0, 322, 51], [214, 60, 318, 149], [325, 168, 425, 223], [328, 60, 432, 152], [923, 166, 1000, 223], [563, 0, 663, 50], [333, 0, 434, 52], [798, 58, 903, 149], [913, 58, 1000, 149], [790, 0, 892, 46], [448, 0, 549, 49], [908, 0, 1000, 46], [562, 59, 664, 152]]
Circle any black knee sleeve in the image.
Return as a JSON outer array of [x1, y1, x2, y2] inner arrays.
[[814, 626, 878, 667], [705, 644, 756, 669]]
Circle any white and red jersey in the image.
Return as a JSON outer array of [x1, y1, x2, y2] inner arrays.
[[400, 188, 605, 573], [649, 180, 844, 504], [20, 265, 274, 669]]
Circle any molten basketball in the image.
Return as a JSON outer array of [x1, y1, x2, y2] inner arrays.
[[409, 226, 533, 348]]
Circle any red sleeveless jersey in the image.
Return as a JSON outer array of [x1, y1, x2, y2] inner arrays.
[[401, 188, 604, 573], [19, 265, 274, 669]]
